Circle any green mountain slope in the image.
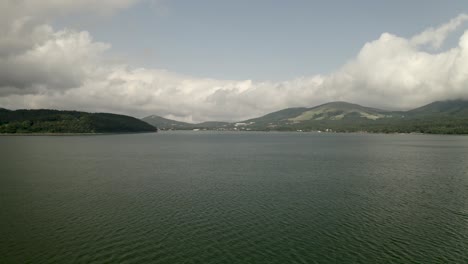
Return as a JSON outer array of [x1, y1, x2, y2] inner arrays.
[[241, 102, 395, 127], [239, 102, 396, 131], [407, 100, 468, 117], [242, 107, 308, 128], [0, 109, 157, 133], [246, 100, 468, 133], [289, 102, 392, 121]]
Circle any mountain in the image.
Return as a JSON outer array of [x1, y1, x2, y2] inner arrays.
[[142, 115, 192, 130], [245, 102, 393, 125], [244, 100, 468, 133], [0, 109, 157, 134], [407, 100, 468, 117], [243, 107, 308, 127], [288, 102, 392, 121], [236, 102, 398, 131], [143, 100, 468, 134], [142, 115, 230, 130], [293, 101, 468, 133]]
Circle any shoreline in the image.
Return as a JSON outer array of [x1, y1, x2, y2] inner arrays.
[[1, 130, 466, 136], [144, 130, 468, 136], [0, 131, 158, 136]]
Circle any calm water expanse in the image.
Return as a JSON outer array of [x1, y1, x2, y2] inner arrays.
[[1, 132, 468, 263]]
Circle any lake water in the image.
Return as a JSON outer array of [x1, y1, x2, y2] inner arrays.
[[1, 132, 468, 263]]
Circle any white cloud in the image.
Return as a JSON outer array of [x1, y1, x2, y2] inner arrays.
[[410, 13, 468, 49], [0, 4, 468, 122], [0, 28, 109, 96]]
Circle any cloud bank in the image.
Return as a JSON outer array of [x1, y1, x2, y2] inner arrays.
[[1, 1, 468, 122]]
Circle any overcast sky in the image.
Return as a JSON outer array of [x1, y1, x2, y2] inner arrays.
[[1, 1, 468, 122]]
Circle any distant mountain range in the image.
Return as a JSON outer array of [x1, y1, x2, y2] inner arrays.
[[0, 109, 157, 134], [143, 100, 468, 134], [2, 100, 467, 134], [142, 115, 230, 130]]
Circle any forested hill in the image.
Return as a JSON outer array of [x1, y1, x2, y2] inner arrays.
[[0, 109, 157, 134]]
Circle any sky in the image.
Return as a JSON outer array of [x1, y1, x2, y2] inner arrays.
[[1, 0, 468, 122]]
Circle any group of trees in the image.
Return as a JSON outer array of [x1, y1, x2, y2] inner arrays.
[[0, 109, 157, 133]]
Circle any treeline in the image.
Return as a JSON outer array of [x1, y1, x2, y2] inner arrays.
[[0, 109, 157, 133]]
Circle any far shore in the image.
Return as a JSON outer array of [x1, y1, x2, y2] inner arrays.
[[1, 130, 466, 136], [0, 131, 158, 136]]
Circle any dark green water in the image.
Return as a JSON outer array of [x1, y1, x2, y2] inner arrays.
[[1, 132, 468, 263]]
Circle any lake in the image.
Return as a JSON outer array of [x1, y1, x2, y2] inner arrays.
[[1, 132, 468, 263]]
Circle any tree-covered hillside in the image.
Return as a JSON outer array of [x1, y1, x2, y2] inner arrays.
[[0, 109, 157, 133]]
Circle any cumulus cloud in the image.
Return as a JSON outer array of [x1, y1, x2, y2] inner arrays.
[[0, 2, 468, 122], [0, 28, 108, 96], [410, 13, 468, 49], [0, 0, 132, 95]]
